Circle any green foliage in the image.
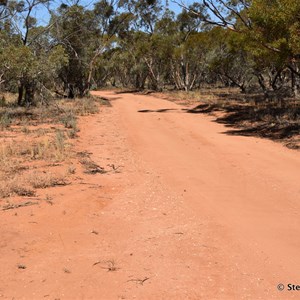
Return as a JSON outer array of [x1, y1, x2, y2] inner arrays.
[[1, 0, 300, 100], [60, 112, 77, 129], [0, 111, 11, 129], [249, 0, 297, 54]]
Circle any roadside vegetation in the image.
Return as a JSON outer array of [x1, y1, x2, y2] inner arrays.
[[0, 94, 101, 206], [0, 0, 299, 159], [157, 88, 300, 148]]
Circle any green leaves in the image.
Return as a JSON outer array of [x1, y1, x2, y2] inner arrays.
[[248, 0, 300, 56]]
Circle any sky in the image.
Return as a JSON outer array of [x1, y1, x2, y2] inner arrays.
[[169, 0, 185, 14], [35, 0, 186, 25]]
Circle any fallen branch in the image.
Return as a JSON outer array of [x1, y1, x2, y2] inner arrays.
[[2, 201, 38, 211], [127, 277, 150, 285]]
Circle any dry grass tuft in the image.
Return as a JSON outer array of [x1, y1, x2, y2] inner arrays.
[[0, 94, 103, 200], [0, 170, 68, 198], [27, 171, 68, 189], [73, 98, 100, 115], [0, 131, 69, 163], [0, 178, 35, 198], [80, 157, 106, 174]]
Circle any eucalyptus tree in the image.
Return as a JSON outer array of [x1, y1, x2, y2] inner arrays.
[[0, 0, 68, 105], [120, 0, 164, 33], [171, 0, 300, 97], [248, 0, 300, 97], [50, 0, 137, 97], [168, 7, 208, 91], [50, 3, 99, 97]]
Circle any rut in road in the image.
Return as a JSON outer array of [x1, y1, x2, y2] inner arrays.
[[0, 90, 299, 300], [92, 90, 300, 299]]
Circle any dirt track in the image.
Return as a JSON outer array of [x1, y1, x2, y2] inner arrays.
[[1, 90, 300, 299]]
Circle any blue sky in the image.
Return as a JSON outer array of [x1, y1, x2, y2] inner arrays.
[[169, 0, 184, 14], [35, 0, 185, 25]]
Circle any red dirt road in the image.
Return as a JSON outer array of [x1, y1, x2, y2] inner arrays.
[[1, 91, 300, 299]]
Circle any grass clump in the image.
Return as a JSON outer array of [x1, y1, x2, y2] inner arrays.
[[0, 171, 67, 198], [0, 112, 12, 129], [74, 98, 99, 115], [0, 178, 35, 198], [0, 131, 68, 163], [30, 131, 67, 161], [60, 111, 79, 139], [80, 157, 106, 174], [60, 111, 77, 129], [0, 94, 102, 200], [0, 95, 6, 107], [21, 126, 30, 134], [54, 130, 66, 157], [28, 171, 67, 189]]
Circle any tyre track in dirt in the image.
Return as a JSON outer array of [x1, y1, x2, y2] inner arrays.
[[90, 90, 300, 299], [0, 90, 299, 299]]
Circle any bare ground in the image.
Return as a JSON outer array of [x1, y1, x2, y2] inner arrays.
[[0, 90, 300, 299]]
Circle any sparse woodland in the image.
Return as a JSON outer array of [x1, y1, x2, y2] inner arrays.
[[0, 0, 299, 144], [0, 0, 299, 100], [0, 2, 300, 294]]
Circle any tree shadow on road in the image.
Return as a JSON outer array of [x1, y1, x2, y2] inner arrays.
[[138, 102, 300, 149], [138, 108, 178, 113]]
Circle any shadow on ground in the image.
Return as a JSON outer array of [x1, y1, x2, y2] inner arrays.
[[138, 103, 300, 149]]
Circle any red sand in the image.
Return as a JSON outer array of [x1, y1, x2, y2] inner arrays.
[[0, 90, 299, 299]]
